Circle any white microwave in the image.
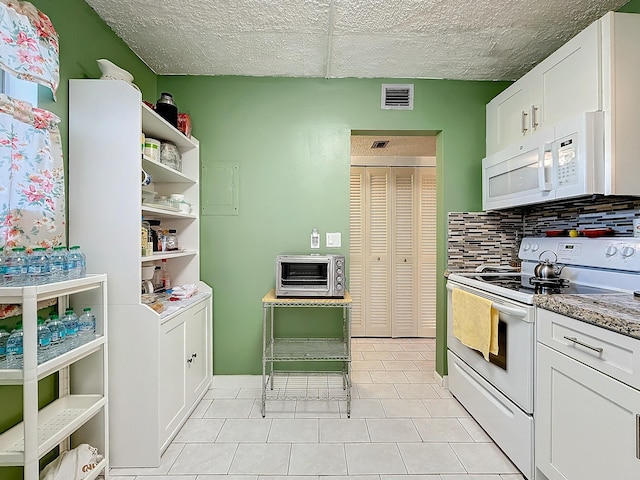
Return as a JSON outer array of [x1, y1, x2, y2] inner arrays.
[[482, 111, 604, 210]]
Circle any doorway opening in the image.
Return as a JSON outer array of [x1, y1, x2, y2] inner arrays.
[[349, 132, 437, 338]]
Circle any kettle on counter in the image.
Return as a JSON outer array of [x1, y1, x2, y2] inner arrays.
[[534, 250, 565, 279]]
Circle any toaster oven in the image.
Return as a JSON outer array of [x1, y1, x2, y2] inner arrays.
[[275, 254, 345, 298]]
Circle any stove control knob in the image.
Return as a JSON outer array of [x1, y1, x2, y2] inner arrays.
[[531, 244, 539, 252], [605, 245, 618, 257], [621, 246, 635, 258], [522, 242, 531, 251]]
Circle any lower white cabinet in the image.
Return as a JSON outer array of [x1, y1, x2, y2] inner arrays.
[[109, 292, 212, 467], [536, 309, 640, 480], [159, 299, 210, 448]]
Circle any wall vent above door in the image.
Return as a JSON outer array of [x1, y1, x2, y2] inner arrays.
[[381, 84, 414, 110]]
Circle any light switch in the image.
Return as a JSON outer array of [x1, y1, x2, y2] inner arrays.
[[326, 232, 341, 248]]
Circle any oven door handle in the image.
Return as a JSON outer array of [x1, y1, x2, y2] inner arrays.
[[447, 284, 530, 321], [492, 303, 529, 320]]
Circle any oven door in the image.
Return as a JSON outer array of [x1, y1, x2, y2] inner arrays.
[[446, 280, 535, 413]]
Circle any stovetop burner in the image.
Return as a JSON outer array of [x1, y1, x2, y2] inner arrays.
[[466, 273, 620, 296]]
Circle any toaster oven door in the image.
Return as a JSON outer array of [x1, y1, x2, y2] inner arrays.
[[277, 258, 330, 296]]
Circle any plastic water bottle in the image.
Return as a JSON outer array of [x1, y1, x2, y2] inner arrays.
[[27, 247, 51, 285], [3, 247, 28, 286], [37, 318, 52, 364], [0, 247, 5, 287], [50, 246, 68, 283], [62, 309, 79, 350], [6, 322, 24, 369], [77, 307, 96, 345], [0, 327, 10, 368], [68, 246, 86, 279], [46, 313, 66, 357]]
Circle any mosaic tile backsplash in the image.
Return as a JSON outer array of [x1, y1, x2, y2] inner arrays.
[[447, 195, 640, 271]]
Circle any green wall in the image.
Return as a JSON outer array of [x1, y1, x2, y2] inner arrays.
[[0, 2, 156, 479], [158, 76, 508, 375]]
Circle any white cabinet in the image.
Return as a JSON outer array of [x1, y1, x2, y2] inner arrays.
[[68, 80, 212, 467], [487, 19, 600, 155], [536, 309, 640, 480], [0, 275, 109, 480], [486, 12, 640, 159], [159, 298, 210, 448]]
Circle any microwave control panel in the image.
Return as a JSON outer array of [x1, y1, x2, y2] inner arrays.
[[556, 137, 578, 187]]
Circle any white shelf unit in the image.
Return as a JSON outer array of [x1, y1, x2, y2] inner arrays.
[[68, 80, 212, 468], [0, 275, 109, 480]]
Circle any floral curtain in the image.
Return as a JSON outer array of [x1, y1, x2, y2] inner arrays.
[[0, 93, 65, 249], [0, 0, 59, 97]]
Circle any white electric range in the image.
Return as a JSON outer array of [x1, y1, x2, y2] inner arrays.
[[446, 236, 640, 479]]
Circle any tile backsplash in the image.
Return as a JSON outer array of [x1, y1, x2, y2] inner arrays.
[[447, 195, 640, 271]]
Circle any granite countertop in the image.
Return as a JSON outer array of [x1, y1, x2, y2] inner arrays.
[[534, 293, 640, 340]]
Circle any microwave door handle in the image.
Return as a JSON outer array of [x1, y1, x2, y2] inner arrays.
[[538, 142, 553, 192]]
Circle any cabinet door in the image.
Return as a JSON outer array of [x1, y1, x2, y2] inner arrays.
[[486, 73, 533, 155], [531, 19, 601, 132], [159, 315, 187, 447], [536, 343, 640, 480], [186, 302, 209, 405]]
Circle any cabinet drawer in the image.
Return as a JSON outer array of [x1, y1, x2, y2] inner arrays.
[[537, 308, 640, 390]]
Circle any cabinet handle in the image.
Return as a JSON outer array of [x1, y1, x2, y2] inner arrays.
[[532, 105, 539, 129], [192, 353, 197, 359], [521, 111, 529, 134], [636, 414, 640, 460], [187, 357, 193, 364], [563, 336, 604, 354]]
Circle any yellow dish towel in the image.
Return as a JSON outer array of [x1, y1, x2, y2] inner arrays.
[[452, 288, 499, 361]]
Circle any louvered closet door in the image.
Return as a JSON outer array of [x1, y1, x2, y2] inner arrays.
[[349, 167, 365, 336], [417, 168, 437, 337], [364, 168, 392, 336], [391, 168, 417, 337]]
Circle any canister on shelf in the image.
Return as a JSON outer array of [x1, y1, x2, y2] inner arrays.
[[143, 138, 160, 162]]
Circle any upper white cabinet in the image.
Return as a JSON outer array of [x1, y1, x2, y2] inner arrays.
[[486, 12, 640, 170], [68, 80, 212, 467]]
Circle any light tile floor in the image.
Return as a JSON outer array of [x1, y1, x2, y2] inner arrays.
[[109, 337, 524, 480]]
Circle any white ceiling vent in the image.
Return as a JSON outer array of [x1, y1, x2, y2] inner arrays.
[[381, 84, 414, 110]]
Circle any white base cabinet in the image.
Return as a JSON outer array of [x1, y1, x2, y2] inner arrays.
[[536, 309, 640, 480], [0, 275, 109, 480], [109, 294, 211, 467]]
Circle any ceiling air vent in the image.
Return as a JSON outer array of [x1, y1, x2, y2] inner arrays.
[[381, 84, 414, 110], [371, 140, 389, 149]]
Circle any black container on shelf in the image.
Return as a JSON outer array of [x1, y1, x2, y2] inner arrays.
[[155, 92, 178, 128]]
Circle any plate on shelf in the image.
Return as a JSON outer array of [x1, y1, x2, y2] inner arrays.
[[579, 227, 615, 238], [545, 229, 567, 237], [142, 202, 181, 212]]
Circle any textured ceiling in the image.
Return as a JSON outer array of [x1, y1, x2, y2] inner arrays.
[[84, 0, 628, 81]]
